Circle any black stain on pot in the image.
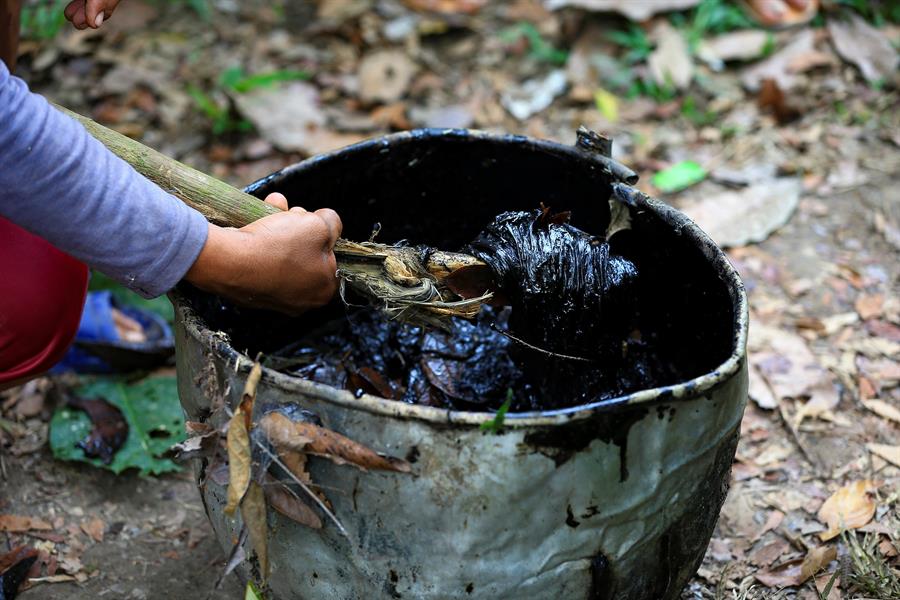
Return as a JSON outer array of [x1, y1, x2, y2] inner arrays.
[[465, 583, 474, 594], [405, 445, 420, 464], [581, 505, 600, 519], [385, 569, 401, 599], [522, 407, 647, 477], [588, 553, 613, 600], [565, 505, 581, 528]]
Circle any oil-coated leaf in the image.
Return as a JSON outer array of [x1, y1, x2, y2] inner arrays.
[[50, 376, 185, 476]]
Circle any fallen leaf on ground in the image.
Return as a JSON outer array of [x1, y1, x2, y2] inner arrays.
[[80, 518, 105, 543], [749, 364, 778, 409], [651, 160, 707, 193], [225, 363, 261, 515], [0, 515, 52, 533], [801, 546, 838, 582], [0, 546, 39, 600], [817, 480, 878, 541], [681, 178, 801, 248], [403, 0, 487, 13], [241, 481, 268, 580], [755, 545, 837, 587], [264, 480, 322, 529], [861, 399, 900, 425], [648, 23, 693, 90], [827, 14, 899, 84], [259, 412, 412, 473], [758, 78, 800, 124], [50, 377, 186, 476], [697, 30, 770, 69], [234, 83, 364, 155], [66, 396, 128, 465], [749, 538, 790, 567], [544, 0, 700, 21], [358, 50, 418, 104], [501, 70, 567, 121], [793, 380, 840, 427], [741, 29, 814, 91], [855, 293, 884, 320], [866, 443, 900, 469]]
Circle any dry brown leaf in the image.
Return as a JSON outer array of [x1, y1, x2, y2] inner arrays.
[[697, 30, 769, 66], [681, 178, 801, 248], [748, 364, 778, 409], [800, 545, 837, 583], [403, 0, 487, 14], [817, 480, 878, 541], [749, 324, 829, 400], [741, 29, 815, 91], [827, 14, 899, 84], [264, 482, 322, 530], [861, 399, 900, 425], [224, 363, 262, 515], [358, 50, 418, 104], [259, 412, 412, 473], [793, 381, 840, 427], [80, 517, 105, 543], [241, 481, 268, 580], [544, 0, 700, 21], [755, 557, 805, 588], [749, 538, 790, 567], [867, 443, 900, 469], [755, 545, 836, 588], [0, 515, 52, 532], [855, 293, 885, 320], [648, 23, 693, 90]]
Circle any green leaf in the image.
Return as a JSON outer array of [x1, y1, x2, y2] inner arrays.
[[593, 88, 619, 122], [50, 376, 186, 476], [480, 390, 513, 434], [230, 70, 312, 93], [651, 160, 707, 193], [245, 581, 265, 600], [499, 22, 568, 65]]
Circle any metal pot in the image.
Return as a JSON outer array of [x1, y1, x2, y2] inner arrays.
[[171, 129, 748, 600]]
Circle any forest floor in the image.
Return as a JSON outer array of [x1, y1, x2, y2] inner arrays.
[[2, 1, 899, 598]]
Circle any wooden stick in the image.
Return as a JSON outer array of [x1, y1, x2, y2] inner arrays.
[[52, 104, 488, 282]]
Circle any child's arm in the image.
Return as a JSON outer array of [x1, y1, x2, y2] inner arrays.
[[0, 61, 342, 314]]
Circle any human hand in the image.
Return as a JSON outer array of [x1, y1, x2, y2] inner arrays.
[[64, 0, 122, 29], [185, 193, 343, 316]]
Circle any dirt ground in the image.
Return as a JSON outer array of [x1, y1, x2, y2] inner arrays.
[[2, 0, 899, 598]]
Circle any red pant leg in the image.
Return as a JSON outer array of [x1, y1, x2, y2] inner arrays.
[[0, 217, 88, 384]]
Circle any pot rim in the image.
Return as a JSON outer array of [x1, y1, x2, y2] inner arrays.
[[172, 129, 748, 427]]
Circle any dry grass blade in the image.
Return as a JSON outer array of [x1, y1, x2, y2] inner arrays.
[[842, 530, 900, 598], [259, 412, 412, 473]]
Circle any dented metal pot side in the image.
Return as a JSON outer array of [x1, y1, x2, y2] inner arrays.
[[171, 129, 749, 599]]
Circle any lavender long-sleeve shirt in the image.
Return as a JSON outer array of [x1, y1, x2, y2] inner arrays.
[[0, 61, 208, 298]]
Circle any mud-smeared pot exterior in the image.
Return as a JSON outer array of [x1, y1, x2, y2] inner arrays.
[[170, 129, 749, 600]]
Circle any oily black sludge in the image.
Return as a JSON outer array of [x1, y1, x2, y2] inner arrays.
[[267, 206, 683, 412]]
